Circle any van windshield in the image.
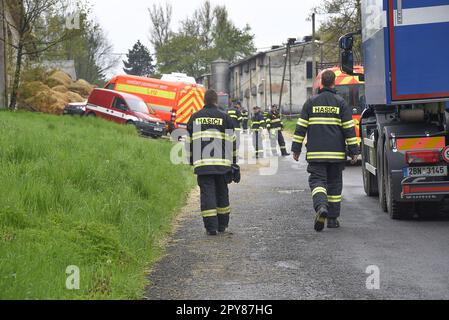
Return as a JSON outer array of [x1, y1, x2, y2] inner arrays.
[[336, 84, 365, 111], [126, 97, 149, 114]]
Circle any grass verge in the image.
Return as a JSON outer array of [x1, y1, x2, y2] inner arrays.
[[0, 111, 195, 299], [283, 119, 298, 134]]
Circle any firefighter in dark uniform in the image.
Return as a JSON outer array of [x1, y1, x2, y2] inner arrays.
[[240, 104, 249, 133], [266, 104, 290, 157], [263, 109, 269, 126], [227, 102, 243, 149], [292, 70, 360, 232], [252, 106, 265, 159], [186, 90, 237, 236]]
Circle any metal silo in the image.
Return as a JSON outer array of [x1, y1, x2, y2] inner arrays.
[[211, 59, 230, 94]]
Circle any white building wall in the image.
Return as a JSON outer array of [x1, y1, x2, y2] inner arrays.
[[230, 43, 317, 116]]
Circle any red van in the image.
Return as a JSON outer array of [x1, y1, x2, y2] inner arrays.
[[85, 89, 166, 138]]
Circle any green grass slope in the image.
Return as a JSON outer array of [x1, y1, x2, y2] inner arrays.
[[0, 111, 195, 299], [283, 119, 298, 134]]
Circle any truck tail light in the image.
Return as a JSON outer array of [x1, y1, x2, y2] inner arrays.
[[171, 110, 176, 122], [405, 150, 441, 165]]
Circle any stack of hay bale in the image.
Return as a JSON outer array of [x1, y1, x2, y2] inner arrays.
[[18, 70, 95, 114]]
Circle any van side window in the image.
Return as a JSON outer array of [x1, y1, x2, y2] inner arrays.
[[105, 83, 115, 90], [112, 97, 128, 111]]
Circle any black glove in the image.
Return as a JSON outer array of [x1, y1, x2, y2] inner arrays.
[[232, 164, 241, 184]]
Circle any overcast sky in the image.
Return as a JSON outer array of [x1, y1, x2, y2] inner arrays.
[[92, 0, 324, 75]]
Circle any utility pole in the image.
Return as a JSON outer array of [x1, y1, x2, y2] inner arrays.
[[279, 45, 288, 110], [312, 12, 317, 78], [268, 56, 273, 106], [249, 67, 252, 111], [0, 0, 6, 109], [288, 45, 293, 116], [279, 38, 296, 116]]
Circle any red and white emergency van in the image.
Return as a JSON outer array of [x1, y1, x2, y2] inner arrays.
[[85, 89, 166, 138], [104, 75, 206, 132]]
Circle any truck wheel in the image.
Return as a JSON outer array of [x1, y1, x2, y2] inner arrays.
[[362, 143, 378, 197], [87, 112, 96, 118], [384, 144, 412, 220]]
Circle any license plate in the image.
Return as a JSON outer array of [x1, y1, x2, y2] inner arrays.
[[154, 127, 163, 132], [404, 166, 448, 177]]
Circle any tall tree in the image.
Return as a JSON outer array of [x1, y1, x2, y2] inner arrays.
[[156, 34, 204, 78], [0, 0, 6, 108], [148, 3, 172, 50], [123, 40, 154, 77], [38, 2, 118, 85], [212, 5, 255, 62], [150, 1, 255, 79], [314, 0, 362, 63], [3, 0, 74, 110]]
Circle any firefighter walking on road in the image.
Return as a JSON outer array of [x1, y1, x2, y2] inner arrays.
[[186, 90, 238, 236], [240, 105, 249, 133], [292, 70, 360, 232], [227, 101, 243, 149], [266, 104, 290, 157], [252, 106, 265, 159]]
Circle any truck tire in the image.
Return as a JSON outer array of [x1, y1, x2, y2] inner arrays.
[[384, 143, 412, 220], [362, 143, 378, 197]]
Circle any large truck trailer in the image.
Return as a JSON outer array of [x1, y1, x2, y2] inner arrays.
[[339, 0, 449, 219]]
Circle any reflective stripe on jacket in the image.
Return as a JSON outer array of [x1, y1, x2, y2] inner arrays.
[[227, 107, 242, 130], [251, 112, 265, 131], [266, 111, 283, 130], [291, 88, 360, 163], [187, 104, 237, 175]]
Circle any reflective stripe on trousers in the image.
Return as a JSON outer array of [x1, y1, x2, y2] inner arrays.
[[198, 175, 231, 232], [307, 163, 345, 218]]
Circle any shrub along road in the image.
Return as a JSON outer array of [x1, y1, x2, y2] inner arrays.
[[146, 133, 449, 300]]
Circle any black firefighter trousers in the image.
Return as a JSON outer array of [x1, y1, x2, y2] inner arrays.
[[253, 130, 264, 158], [307, 162, 345, 218], [269, 130, 287, 156], [198, 175, 231, 232]]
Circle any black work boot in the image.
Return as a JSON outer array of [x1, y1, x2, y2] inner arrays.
[[207, 230, 218, 236], [218, 214, 230, 233], [282, 152, 291, 157], [327, 218, 340, 229], [314, 206, 328, 232]]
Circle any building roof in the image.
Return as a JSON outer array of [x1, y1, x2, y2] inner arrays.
[[230, 41, 313, 68]]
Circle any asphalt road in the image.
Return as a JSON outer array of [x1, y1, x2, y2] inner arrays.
[[146, 134, 449, 300]]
